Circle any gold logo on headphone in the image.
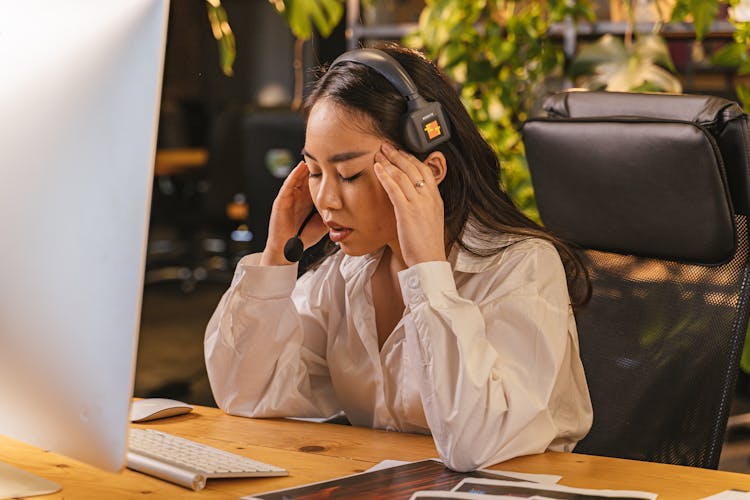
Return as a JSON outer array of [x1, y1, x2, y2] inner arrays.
[[424, 120, 442, 140]]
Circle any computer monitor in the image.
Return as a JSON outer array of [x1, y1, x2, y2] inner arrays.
[[0, 0, 169, 496]]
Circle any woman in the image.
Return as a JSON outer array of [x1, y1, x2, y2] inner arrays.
[[204, 45, 592, 472]]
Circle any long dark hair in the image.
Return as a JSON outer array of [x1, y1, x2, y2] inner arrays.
[[303, 44, 590, 306]]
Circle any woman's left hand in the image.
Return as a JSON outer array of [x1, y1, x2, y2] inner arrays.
[[374, 143, 446, 267]]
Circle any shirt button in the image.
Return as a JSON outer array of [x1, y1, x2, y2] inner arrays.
[[410, 293, 424, 306], [407, 276, 420, 289]]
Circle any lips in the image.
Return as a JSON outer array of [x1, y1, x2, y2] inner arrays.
[[326, 221, 353, 243]]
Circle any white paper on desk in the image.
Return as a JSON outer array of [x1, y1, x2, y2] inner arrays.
[[365, 459, 412, 472], [701, 490, 750, 499], [244, 459, 555, 500], [452, 478, 657, 499], [410, 491, 533, 499], [366, 460, 561, 484]]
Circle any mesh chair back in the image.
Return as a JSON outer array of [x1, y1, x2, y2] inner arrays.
[[522, 90, 750, 468], [575, 217, 749, 467]]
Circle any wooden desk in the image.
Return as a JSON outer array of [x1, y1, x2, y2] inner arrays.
[[3, 404, 750, 499], [154, 148, 208, 176]]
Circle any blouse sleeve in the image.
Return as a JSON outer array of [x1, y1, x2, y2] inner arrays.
[[203, 253, 343, 419], [398, 239, 592, 472]]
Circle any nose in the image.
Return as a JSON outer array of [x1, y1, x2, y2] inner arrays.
[[312, 173, 343, 211]]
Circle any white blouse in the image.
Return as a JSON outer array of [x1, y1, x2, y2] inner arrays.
[[204, 233, 593, 472]]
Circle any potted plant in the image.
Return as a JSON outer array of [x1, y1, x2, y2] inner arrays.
[[406, 0, 595, 221]]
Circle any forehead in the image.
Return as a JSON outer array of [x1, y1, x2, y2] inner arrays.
[[306, 99, 381, 141]]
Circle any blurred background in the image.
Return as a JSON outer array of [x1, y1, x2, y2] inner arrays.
[[134, 0, 346, 408], [133, 0, 750, 470]]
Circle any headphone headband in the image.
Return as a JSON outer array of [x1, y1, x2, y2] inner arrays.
[[330, 49, 421, 103], [328, 48, 452, 153]]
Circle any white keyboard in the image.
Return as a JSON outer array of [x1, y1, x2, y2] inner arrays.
[[127, 428, 288, 491]]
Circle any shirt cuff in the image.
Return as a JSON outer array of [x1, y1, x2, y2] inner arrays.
[[398, 260, 457, 309], [237, 253, 299, 299]]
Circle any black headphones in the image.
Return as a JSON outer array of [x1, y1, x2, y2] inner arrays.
[[329, 48, 452, 154], [283, 48, 452, 263]]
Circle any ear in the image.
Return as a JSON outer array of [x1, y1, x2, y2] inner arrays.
[[423, 151, 447, 185]]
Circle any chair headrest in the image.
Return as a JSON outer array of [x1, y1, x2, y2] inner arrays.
[[544, 90, 744, 129], [522, 91, 750, 265]]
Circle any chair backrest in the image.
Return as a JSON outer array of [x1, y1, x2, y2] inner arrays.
[[522, 90, 750, 469], [241, 110, 306, 254], [203, 106, 246, 231]]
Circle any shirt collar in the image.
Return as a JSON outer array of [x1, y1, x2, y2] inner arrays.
[[336, 228, 528, 279], [450, 230, 529, 273], [338, 247, 384, 282]]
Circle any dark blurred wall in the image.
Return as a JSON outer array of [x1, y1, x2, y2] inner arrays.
[[159, 0, 345, 147]]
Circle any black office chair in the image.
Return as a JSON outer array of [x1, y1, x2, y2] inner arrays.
[[145, 100, 209, 292], [522, 90, 750, 469], [241, 110, 306, 254], [157, 108, 306, 290], [194, 106, 251, 282]]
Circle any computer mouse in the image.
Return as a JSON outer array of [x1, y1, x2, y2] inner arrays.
[[130, 398, 194, 422]]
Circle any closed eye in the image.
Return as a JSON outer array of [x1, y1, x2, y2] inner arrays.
[[341, 171, 364, 183], [307, 171, 364, 182]]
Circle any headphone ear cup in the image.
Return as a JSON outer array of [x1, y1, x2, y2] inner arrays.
[[329, 48, 452, 153], [401, 101, 452, 153]]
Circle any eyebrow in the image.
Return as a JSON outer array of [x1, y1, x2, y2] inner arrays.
[[302, 149, 371, 163]]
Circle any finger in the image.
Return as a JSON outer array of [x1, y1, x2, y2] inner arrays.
[[375, 142, 421, 182], [285, 161, 310, 189], [401, 150, 437, 186], [377, 159, 425, 202], [375, 149, 423, 193], [379, 155, 438, 202], [377, 145, 441, 202], [374, 162, 409, 207], [381, 143, 434, 188], [274, 164, 315, 221], [277, 162, 310, 201]]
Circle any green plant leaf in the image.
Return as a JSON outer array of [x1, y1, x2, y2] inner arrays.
[[635, 34, 676, 71], [687, 0, 719, 40], [571, 34, 681, 92], [414, 0, 592, 217], [711, 41, 748, 67], [274, 0, 344, 40], [737, 82, 750, 113], [570, 34, 627, 76], [206, 0, 236, 77], [670, 0, 691, 22]]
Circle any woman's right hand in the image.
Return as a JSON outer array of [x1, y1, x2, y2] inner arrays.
[[261, 161, 327, 266]]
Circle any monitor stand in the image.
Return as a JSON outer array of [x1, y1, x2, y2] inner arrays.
[[0, 461, 61, 498]]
